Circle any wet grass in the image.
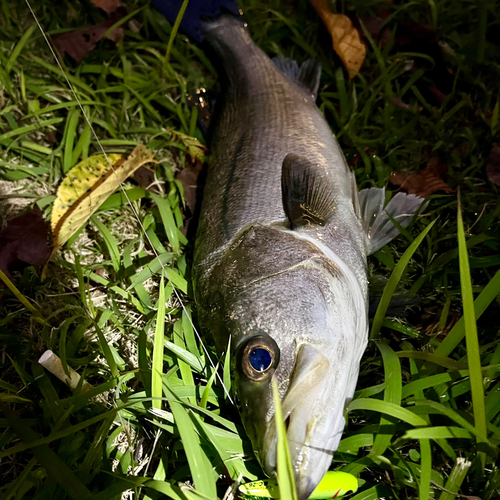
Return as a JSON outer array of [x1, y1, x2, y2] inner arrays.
[[1, 0, 500, 499]]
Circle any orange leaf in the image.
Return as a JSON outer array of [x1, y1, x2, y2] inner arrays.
[[390, 158, 454, 198], [309, 0, 366, 79], [90, 0, 124, 14], [51, 8, 125, 63]]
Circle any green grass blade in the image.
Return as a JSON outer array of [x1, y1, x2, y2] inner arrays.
[[169, 402, 217, 499], [92, 476, 188, 500], [0, 117, 64, 142], [151, 193, 181, 255], [272, 378, 298, 500], [173, 320, 196, 404], [404, 426, 473, 440], [182, 306, 199, 356], [165, 341, 204, 372], [3, 409, 92, 500], [223, 337, 232, 402], [456, 194, 487, 465], [370, 220, 436, 339], [94, 322, 119, 378], [369, 342, 402, 458], [410, 400, 477, 436], [348, 398, 428, 426], [485, 380, 500, 422], [165, 0, 190, 62], [200, 366, 218, 410], [396, 351, 466, 371], [402, 370, 469, 399], [128, 253, 173, 288], [418, 438, 432, 500], [5, 24, 36, 73], [91, 216, 121, 273], [434, 269, 500, 357], [79, 413, 115, 476], [438, 458, 471, 500], [152, 275, 166, 410], [349, 484, 392, 500], [63, 108, 80, 173], [0, 268, 50, 326]]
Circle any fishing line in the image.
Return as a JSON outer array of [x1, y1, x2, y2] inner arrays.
[[24, 0, 234, 404]]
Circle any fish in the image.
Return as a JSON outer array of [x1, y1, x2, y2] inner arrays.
[[153, 2, 424, 498]]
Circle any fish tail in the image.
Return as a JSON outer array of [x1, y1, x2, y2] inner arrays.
[[151, 0, 242, 42]]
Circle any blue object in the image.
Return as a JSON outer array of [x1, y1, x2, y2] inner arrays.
[[249, 348, 272, 372], [152, 0, 241, 42]]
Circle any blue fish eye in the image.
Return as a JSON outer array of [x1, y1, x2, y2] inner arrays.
[[249, 348, 272, 372]]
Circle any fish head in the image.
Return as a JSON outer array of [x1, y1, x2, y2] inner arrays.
[[199, 225, 366, 499], [230, 266, 365, 500]]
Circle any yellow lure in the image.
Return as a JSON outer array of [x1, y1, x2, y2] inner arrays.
[[238, 471, 358, 499]]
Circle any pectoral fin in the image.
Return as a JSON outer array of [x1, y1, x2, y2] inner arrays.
[[281, 153, 337, 229], [359, 187, 424, 255]]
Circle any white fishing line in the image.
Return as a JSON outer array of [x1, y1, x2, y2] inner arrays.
[[24, 0, 234, 404]]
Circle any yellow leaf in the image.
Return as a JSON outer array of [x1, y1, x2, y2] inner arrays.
[[309, 0, 366, 79], [51, 145, 155, 250]]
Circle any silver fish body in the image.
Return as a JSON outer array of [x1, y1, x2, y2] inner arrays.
[[192, 15, 414, 500]]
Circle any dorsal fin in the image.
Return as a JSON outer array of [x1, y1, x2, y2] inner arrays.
[[273, 57, 322, 99], [281, 153, 337, 229]]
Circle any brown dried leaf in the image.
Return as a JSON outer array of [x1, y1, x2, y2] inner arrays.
[[309, 0, 366, 79], [356, 7, 392, 41], [133, 166, 160, 193], [90, 0, 124, 14], [486, 145, 500, 186], [390, 158, 454, 198], [51, 8, 126, 63], [0, 206, 52, 278], [175, 160, 205, 237]]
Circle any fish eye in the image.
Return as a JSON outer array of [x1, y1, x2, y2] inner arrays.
[[249, 347, 272, 371], [240, 336, 279, 381]]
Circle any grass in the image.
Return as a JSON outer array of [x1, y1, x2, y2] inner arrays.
[[1, 0, 500, 499]]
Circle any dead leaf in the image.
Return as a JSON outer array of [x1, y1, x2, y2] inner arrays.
[[309, 0, 366, 79], [390, 158, 454, 198], [0, 206, 52, 278], [51, 145, 155, 251], [175, 159, 205, 237], [486, 145, 500, 186], [425, 308, 461, 341], [356, 7, 392, 41], [90, 0, 124, 14], [51, 8, 126, 63], [133, 166, 160, 193], [176, 160, 204, 215]]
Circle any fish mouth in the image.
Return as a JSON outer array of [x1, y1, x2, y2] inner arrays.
[[262, 344, 344, 500]]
